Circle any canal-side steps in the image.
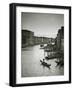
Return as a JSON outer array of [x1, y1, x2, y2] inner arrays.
[[40, 60, 51, 69]]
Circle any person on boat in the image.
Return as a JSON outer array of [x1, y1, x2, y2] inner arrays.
[[43, 59, 45, 62]]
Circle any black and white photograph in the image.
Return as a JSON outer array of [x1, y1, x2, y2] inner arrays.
[[10, 3, 71, 86], [21, 13, 64, 77]]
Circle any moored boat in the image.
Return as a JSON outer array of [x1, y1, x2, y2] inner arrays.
[[40, 44, 44, 47]]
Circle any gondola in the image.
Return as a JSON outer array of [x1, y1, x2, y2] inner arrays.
[[40, 60, 51, 68]]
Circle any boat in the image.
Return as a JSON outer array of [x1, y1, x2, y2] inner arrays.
[[55, 60, 64, 67], [40, 44, 44, 47], [45, 56, 57, 60], [40, 60, 51, 68], [55, 61, 60, 66]]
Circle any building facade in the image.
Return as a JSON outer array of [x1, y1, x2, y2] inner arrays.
[[55, 26, 64, 51], [34, 36, 53, 45], [22, 30, 34, 48], [22, 29, 55, 48]]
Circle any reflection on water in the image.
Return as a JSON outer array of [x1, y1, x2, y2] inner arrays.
[[21, 45, 64, 77]]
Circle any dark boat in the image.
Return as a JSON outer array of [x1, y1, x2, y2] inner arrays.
[[40, 44, 44, 47], [55, 60, 64, 67], [55, 61, 60, 66], [45, 56, 57, 60], [40, 60, 51, 68]]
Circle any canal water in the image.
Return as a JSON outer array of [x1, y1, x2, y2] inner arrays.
[[21, 45, 64, 77]]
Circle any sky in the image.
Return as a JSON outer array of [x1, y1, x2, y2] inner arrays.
[[21, 12, 64, 38]]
